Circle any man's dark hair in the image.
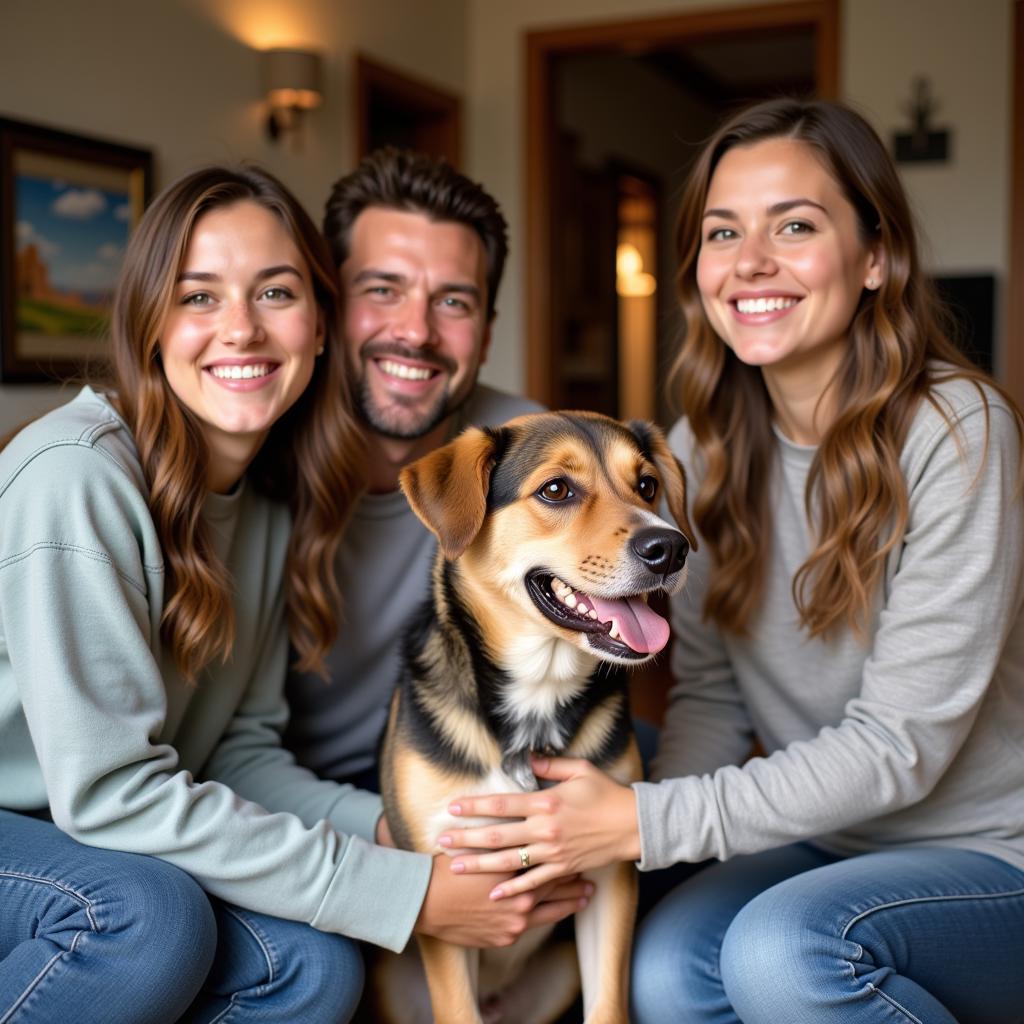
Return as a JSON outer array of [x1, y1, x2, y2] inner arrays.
[[323, 147, 508, 319]]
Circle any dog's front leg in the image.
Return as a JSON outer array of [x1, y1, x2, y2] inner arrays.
[[574, 861, 637, 1024], [416, 935, 483, 1024]]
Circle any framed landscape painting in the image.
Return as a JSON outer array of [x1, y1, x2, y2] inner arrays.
[[0, 118, 152, 382]]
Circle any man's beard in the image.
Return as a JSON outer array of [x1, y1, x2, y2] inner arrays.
[[351, 364, 478, 442], [353, 374, 454, 440], [350, 342, 478, 440]]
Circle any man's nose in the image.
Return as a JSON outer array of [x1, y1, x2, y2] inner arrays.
[[393, 296, 433, 346]]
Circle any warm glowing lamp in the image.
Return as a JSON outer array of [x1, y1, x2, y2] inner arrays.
[[616, 243, 656, 297], [263, 48, 323, 142], [616, 243, 643, 277]]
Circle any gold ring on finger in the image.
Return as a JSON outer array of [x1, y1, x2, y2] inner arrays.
[[518, 846, 531, 869]]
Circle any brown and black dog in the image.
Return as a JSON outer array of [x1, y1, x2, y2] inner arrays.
[[376, 411, 695, 1024]]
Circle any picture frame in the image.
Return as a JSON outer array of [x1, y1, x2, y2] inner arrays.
[[0, 117, 153, 383]]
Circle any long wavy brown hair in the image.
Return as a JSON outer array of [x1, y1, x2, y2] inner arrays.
[[110, 165, 365, 679], [671, 98, 1023, 638]]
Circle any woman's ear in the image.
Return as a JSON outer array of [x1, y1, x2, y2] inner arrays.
[[864, 244, 886, 291], [315, 312, 326, 355]]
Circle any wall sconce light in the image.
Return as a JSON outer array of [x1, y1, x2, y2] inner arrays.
[[616, 243, 656, 297], [263, 48, 323, 143]]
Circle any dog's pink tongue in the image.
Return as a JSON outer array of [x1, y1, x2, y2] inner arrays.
[[586, 595, 670, 654]]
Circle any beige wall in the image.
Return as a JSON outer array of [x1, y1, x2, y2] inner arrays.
[[0, 0, 467, 430], [0, 0, 1014, 426], [467, 0, 1015, 394], [842, 0, 1013, 373]]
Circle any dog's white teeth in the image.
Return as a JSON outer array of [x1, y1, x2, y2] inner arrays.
[[609, 622, 620, 639], [551, 577, 600, 619]]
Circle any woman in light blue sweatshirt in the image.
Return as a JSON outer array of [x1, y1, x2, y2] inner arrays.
[[0, 163, 590, 1024], [0, 166, 396, 1023], [435, 100, 1024, 1023]]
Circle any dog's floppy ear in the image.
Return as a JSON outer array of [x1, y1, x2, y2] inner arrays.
[[627, 420, 698, 551], [400, 426, 501, 560]]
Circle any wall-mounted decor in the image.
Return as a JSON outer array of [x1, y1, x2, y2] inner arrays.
[[0, 118, 152, 383], [262, 48, 323, 146], [892, 78, 951, 164]]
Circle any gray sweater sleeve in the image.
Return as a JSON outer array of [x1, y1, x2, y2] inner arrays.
[[635, 391, 1024, 870]]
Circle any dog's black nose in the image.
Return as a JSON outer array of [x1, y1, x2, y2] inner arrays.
[[630, 527, 688, 575]]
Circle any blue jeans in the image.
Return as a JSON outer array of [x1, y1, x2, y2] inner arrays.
[[631, 842, 1024, 1024], [0, 810, 363, 1023]]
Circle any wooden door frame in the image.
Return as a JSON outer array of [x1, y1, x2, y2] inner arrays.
[[524, 0, 841, 406], [354, 53, 462, 167], [1008, 0, 1024, 407]]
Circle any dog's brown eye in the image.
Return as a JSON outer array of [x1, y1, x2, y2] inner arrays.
[[538, 478, 574, 503], [638, 475, 658, 502]]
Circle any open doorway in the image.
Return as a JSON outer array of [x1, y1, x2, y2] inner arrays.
[[525, 1, 839, 423], [525, 2, 839, 724], [355, 54, 461, 167]]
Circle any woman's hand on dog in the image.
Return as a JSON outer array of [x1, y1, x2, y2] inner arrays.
[[414, 858, 593, 947], [436, 756, 642, 899]]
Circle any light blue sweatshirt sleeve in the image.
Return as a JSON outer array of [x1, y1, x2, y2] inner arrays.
[[194, 561, 432, 947], [0, 410, 430, 952], [200, 596, 385, 844]]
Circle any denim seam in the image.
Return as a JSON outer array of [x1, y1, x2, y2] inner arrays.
[[204, 993, 239, 1024], [866, 983, 924, 1024], [221, 906, 276, 986], [0, 870, 98, 929], [839, 886, 1024, 1023], [0, 873, 99, 1024], [0, 951, 64, 1024], [839, 885, 1024, 938], [203, 906, 278, 1023]]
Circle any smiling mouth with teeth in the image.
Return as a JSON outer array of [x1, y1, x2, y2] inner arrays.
[[209, 363, 273, 380], [525, 570, 671, 660], [734, 296, 800, 314], [378, 358, 436, 381]]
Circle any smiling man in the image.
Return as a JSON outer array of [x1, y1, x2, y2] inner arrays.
[[284, 149, 540, 800], [340, 203, 494, 490]]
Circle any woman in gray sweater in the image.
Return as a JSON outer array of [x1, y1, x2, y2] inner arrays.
[[436, 100, 1024, 1023]]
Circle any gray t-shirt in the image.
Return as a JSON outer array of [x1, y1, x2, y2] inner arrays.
[[635, 375, 1024, 873], [285, 385, 542, 782]]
